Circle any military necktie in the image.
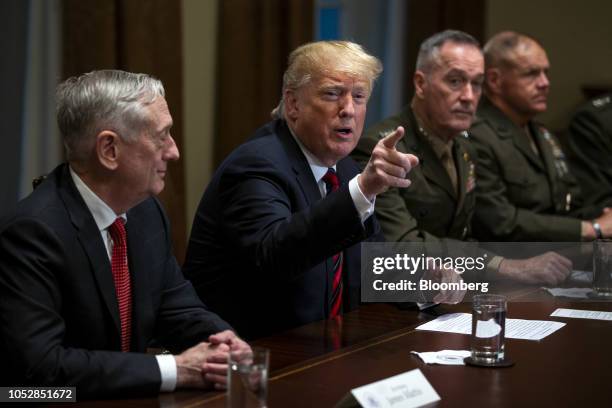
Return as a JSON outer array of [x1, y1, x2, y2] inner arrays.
[[441, 148, 458, 195]]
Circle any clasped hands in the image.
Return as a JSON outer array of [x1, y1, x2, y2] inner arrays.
[[175, 330, 251, 390]]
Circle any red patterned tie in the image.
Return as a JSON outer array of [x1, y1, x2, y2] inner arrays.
[[322, 169, 343, 318], [108, 218, 132, 352]]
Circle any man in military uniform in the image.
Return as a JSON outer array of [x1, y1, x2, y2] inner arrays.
[[469, 31, 612, 242], [567, 93, 612, 208], [353, 30, 571, 285]]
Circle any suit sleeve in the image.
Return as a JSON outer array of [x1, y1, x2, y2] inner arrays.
[[153, 255, 233, 351], [0, 217, 161, 399], [568, 109, 612, 208], [218, 154, 371, 281], [469, 127, 581, 241]]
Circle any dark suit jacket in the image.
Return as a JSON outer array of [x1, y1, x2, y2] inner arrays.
[[183, 119, 381, 339], [0, 164, 231, 398], [567, 93, 612, 208], [352, 106, 478, 242], [469, 97, 598, 241]]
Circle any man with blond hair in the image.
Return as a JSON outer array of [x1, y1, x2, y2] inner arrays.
[[469, 31, 612, 241], [184, 41, 419, 338]]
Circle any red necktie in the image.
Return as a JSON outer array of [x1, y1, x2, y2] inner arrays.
[[322, 169, 343, 318], [108, 218, 132, 352]]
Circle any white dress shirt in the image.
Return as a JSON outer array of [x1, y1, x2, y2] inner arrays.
[[69, 167, 177, 392], [289, 131, 375, 221]]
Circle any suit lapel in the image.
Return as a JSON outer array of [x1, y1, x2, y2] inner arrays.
[[57, 165, 122, 340], [510, 125, 545, 171], [276, 121, 324, 204], [125, 207, 153, 352], [480, 98, 544, 171], [454, 140, 468, 213], [532, 123, 560, 202], [532, 123, 557, 179], [410, 120, 457, 199]]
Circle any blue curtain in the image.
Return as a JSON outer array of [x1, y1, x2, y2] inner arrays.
[[315, 0, 407, 128]]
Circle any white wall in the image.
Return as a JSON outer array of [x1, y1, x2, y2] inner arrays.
[[486, 0, 612, 130]]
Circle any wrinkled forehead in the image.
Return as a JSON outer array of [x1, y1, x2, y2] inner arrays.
[[306, 54, 373, 87], [431, 42, 484, 75], [506, 40, 549, 69]]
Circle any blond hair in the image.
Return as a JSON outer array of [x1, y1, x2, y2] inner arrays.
[[271, 41, 382, 119]]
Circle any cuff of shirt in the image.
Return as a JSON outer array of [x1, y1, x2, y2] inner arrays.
[[156, 354, 178, 392], [349, 175, 375, 222], [486, 256, 504, 278]]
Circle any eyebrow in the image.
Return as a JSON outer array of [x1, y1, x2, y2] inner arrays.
[[157, 123, 173, 135]]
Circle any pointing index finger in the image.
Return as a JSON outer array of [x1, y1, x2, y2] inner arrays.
[[381, 126, 405, 149]]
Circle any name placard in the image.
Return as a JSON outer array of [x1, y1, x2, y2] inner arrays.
[[350, 368, 440, 408]]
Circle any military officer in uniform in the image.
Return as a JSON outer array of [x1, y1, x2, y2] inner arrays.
[[567, 93, 612, 208], [354, 30, 481, 243], [353, 30, 572, 285], [469, 31, 612, 242]]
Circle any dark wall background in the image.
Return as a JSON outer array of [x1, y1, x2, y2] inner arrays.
[[0, 0, 29, 215]]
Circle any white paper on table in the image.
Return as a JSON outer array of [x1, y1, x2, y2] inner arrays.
[[569, 270, 592, 284], [475, 318, 502, 338], [543, 287, 593, 298], [410, 350, 470, 365], [551, 308, 612, 321], [415, 313, 566, 340]]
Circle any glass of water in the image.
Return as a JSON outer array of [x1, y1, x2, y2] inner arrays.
[[470, 294, 506, 364], [593, 239, 612, 297], [227, 347, 269, 408]]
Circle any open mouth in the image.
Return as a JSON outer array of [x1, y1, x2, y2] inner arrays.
[[335, 128, 353, 136]]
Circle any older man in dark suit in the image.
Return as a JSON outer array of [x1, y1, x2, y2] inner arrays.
[[0, 70, 248, 398], [183, 41, 421, 339]]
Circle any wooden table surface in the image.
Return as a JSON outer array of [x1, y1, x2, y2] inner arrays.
[[46, 285, 612, 407]]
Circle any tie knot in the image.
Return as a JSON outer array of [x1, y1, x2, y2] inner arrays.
[[108, 218, 126, 245], [322, 168, 339, 193]]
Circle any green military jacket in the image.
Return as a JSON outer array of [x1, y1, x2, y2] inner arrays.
[[469, 97, 593, 242], [567, 93, 612, 208], [351, 106, 478, 242]]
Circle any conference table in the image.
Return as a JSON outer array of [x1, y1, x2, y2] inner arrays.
[[48, 283, 611, 407]]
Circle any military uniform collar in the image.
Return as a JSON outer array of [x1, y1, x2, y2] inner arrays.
[[477, 96, 518, 139], [412, 110, 455, 161]]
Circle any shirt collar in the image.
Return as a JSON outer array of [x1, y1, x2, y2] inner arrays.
[[69, 166, 127, 232], [287, 124, 336, 183], [413, 111, 454, 160]]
